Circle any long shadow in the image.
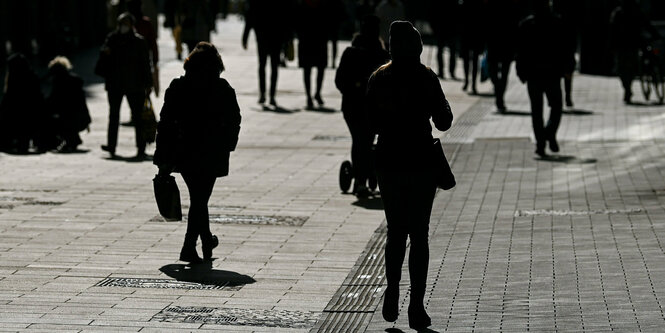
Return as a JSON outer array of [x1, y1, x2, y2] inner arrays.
[[563, 109, 594, 116], [496, 109, 531, 116], [160, 263, 256, 288], [262, 104, 300, 114], [306, 106, 338, 113], [55, 148, 90, 155], [626, 101, 664, 107], [351, 195, 384, 210], [536, 154, 597, 164], [468, 91, 495, 98], [386, 328, 440, 333], [104, 154, 153, 163]]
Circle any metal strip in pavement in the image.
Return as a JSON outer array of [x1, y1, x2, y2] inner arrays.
[[95, 277, 242, 290], [152, 306, 320, 328], [150, 214, 308, 226]]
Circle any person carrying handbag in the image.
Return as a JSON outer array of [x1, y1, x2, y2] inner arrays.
[[153, 42, 241, 263]]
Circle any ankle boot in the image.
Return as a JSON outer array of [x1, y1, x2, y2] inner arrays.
[[179, 234, 202, 263], [201, 234, 218, 260], [408, 304, 431, 330], [382, 285, 399, 322]]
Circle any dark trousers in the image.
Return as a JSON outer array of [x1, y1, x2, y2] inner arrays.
[[488, 55, 512, 109], [106, 90, 146, 153], [257, 42, 281, 100], [343, 110, 373, 188], [616, 50, 638, 100], [436, 37, 457, 78], [528, 78, 563, 149], [377, 171, 436, 305], [461, 47, 480, 90], [182, 173, 216, 242]]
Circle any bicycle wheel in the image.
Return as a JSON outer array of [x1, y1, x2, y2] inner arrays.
[[339, 161, 353, 193], [653, 66, 664, 104]]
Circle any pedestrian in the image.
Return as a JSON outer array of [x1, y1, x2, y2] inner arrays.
[[366, 21, 453, 330], [374, 0, 405, 50], [610, 0, 660, 104], [45, 56, 91, 153], [297, 0, 330, 109], [328, 0, 347, 69], [128, 0, 160, 97], [164, 0, 185, 60], [242, 0, 293, 106], [180, 0, 215, 55], [153, 42, 241, 263], [553, 0, 577, 107], [95, 12, 153, 159], [486, 0, 520, 112], [429, 0, 460, 80], [0, 53, 45, 154], [459, 0, 485, 94], [335, 15, 389, 198], [516, 0, 573, 157]]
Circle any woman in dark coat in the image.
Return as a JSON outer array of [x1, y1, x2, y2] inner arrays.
[[0, 53, 44, 153], [366, 21, 453, 330], [297, 0, 330, 109], [335, 15, 389, 197], [46, 56, 91, 152], [154, 42, 241, 263]]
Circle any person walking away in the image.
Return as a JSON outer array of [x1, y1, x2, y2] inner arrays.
[[164, 0, 185, 60], [128, 0, 160, 97], [180, 0, 215, 55], [459, 0, 486, 94], [242, 0, 293, 106], [610, 0, 660, 104], [366, 21, 453, 330], [486, 0, 520, 112], [0, 53, 44, 154], [95, 12, 153, 159], [328, 0, 347, 69], [374, 0, 405, 50], [46, 56, 91, 153], [553, 0, 577, 107], [516, 0, 573, 157], [297, 0, 330, 109], [429, 0, 460, 80], [335, 15, 389, 198], [154, 42, 241, 263]]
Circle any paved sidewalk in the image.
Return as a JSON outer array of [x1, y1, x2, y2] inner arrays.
[[1, 14, 665, 333]]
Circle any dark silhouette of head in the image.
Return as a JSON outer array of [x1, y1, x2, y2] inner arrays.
[[48, 56, 72, 76], [389, 21, 422, 62], [117, 12, 135, 34], [360, 15, 380, 39], [184, 42, 225, 78]]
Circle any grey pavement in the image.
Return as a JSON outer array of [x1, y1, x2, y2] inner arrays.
[[0, 15, 663, 333]]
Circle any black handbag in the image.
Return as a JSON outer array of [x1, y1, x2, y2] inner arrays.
[[432, 138, 456, 190], [153, 174, 182, 221]]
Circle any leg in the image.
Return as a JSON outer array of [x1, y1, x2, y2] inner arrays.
[[448, 38, 457, 79], [181, 173, 217, 261], [436, 41, 445, 78], [461, 47, 470, 90], [105, 90, 123, 153], [314, 66, 325, 105], [498, 59, 512, 107], [257, 43, 268, 104], [303, 67, 313, 108], [268, 46, 281, 104], [544, 78, 563, 152], [564, 73, 573, 107], [488, 54, 501, 105], [331, 38, 338, 69], [528, 80, 546, 155], [126, 91, 147, 156], [470, 50, 479, 93]]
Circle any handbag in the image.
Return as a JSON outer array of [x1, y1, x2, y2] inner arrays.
[[432, 138, 456, 190], [480, 52, 489, 82], [141, 97, 158, 143], [153, 174, 182, 221]]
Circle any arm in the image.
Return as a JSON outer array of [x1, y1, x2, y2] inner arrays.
[[153, 81, 180, 169], [428, 71, 453, 132], [223, 84, 242, 151]]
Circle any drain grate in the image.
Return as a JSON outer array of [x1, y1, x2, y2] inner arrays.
[[312, 135, 351, 142], [95, 277, 242, 290], [150, 214, 308, 226], [24, 201, 64, 206], [152, 306, 320, 328], [515, 208, 644, 217]]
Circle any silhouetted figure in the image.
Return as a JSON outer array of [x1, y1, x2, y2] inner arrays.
[[374, 0, 405, 50], [164, 0, 185, 60], [243, 0, 293, 106], [166, 0, 215, 57], [366, 21, 453, 330], [0, 53, 44, 154], [96, 13, 152, 159], [517, 0, 572, 157], [610, 0, 660, 104], [486, 0, 520, 112], [328, 0, 347, 69], [154, 42, 241, 264], [553, 0, 577, 107], [46, 56, 91, 153], [128, 0, 160, 96], [459, 0, 485, 94], [297, 0, 330, 109], [335, 15, 389, 197], [429, 0, 460, 80]]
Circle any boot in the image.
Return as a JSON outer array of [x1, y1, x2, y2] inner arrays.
[[179, 234, 202, 263], [382, 285, 399, 322], [201, 234, 218, 260]]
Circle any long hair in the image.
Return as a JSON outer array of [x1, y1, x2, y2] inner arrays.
[[183, 42, 225, 79]]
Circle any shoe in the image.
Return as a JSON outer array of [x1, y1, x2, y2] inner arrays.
[[565, 98, 574, 108], [382, 285, 399, 322], [306, 98, 315, 110], [407, 305, 431, 330], [101, 145, 116, 158], [202, 234, 218, 260], [535, 146, 546, 157], [314, 94, 324, 106], [179, 247, 203, 264], [354, 185, 371, 199], [258, 95, 266, 104], [462, 81, 468, 91], [549, 138, 559, 153], [269, 98, 277, 107], [471, 87, 478, 95], [437, 72, 445, 79]]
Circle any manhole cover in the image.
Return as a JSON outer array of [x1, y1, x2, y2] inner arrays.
[[312, 135, 351, 142], [152, 306, 320, 328], [150, 214, 308, 226], [95, 277, 241, 290], [514, 208, 644, 217]]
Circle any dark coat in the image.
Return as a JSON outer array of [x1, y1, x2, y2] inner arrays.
[[516, 12, 574, 82], [153, 76, 241, 177], [243, 0, 293, 50], [335, 34, 389, 114], [0, 64, 44, 148], [96, 30, 152, 93], [366, 62, 453, 172], [47, 72, 91, 135]]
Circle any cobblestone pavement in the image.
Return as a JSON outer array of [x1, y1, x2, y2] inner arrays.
[[0, 16, 664, 333]]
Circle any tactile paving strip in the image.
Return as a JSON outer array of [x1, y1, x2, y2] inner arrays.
[[95, 277, 242, 291], [150, 214, 308, 226], [151, 306, 320, 328]]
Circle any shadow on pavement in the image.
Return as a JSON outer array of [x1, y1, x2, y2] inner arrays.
[[563, 109, 595, 116], [385, 328, 440, 333], [160, 263, 256, 288], [496, 110, 531, 116], [351, 195, 384, 210], [469, 92, 494, 98], [306, 106, 338, 113], [262, 105, 300, 114], [104, 154, 153, 163], [626, 101, 664, 107], [536, 154, 597, 164]]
